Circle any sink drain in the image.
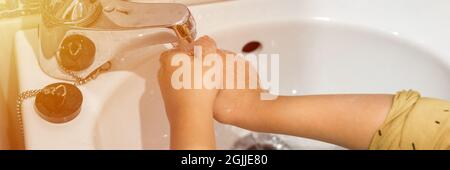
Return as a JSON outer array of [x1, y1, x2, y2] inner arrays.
[[242, 41, 262, 53], [232, 133, 291, 150]]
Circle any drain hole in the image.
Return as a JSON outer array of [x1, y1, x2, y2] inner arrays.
[[242, 41, 262, 53], [247, 144, 278, 150], [232, 133, 290, 150]]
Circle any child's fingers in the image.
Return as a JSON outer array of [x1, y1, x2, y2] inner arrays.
[[176, 36, 218, 56], [221, 49, 237, 56], [160, 48, 187, 65], [175, 39, 192, 53], [193, 36, 218, 55], [159, 36, 220, 80]]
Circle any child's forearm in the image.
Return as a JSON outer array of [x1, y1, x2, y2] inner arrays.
[[169, 108, 216, 150], [253, 94, 393, 149]]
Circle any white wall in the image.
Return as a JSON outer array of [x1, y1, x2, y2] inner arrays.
[[0, 15, 40, 149], [0, 85, 9, 149], [0, 17, 18, 150]]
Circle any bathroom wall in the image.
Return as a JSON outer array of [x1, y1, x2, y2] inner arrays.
[[0, 85, 9, 149], [0, 18, 18, 150], [0, 15, 40, 149]]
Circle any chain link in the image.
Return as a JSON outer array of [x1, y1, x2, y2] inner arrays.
[[16, 62, 112, 137], [16, 89, 41, 137], [58, 61, 112, 86]]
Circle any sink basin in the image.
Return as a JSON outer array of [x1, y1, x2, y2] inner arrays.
[[15, 0, 450, 149]]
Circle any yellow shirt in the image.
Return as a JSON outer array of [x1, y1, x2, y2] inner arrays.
[[369, 90, 450, 150]]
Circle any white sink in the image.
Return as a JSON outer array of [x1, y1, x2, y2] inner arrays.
[[15, 0, 450, 149]]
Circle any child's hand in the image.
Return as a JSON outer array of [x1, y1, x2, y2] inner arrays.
[[158, 36, 220, 149], [211, 51, 269, 132], [159, 36, 276, 149], [159, 36, 220, 121]]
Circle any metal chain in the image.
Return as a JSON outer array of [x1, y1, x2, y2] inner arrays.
[[16, 61, 112, 137], [16, 89, 41, 137], [57, 61, 112, 86]]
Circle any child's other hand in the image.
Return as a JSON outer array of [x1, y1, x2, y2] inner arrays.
[[212, 51, 270, 133], [159, 36, 220, 121], [158, 35, 272, 149], [158, 36, 220, 149]]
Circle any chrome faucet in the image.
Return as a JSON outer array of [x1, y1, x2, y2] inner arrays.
[[39, 0, 196, 80]]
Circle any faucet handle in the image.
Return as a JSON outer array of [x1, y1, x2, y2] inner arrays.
[[97, 1, 196, 42], [99, 1, 193, 28], [42, 0, 102, 26]]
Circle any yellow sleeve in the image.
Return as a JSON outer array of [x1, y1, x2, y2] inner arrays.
[[369, 90, 450, 150]]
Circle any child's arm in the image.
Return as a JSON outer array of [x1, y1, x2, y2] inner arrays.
[[215, 86, 394, 150], [158, 37, 219, 150], [213, 57, 394, 149], [267, 95, 393, 149]]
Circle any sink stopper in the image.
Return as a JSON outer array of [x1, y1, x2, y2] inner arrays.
[[35, 83, 83, 124], [16, 62, 111, 137], [57, 34, 96, 72]]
